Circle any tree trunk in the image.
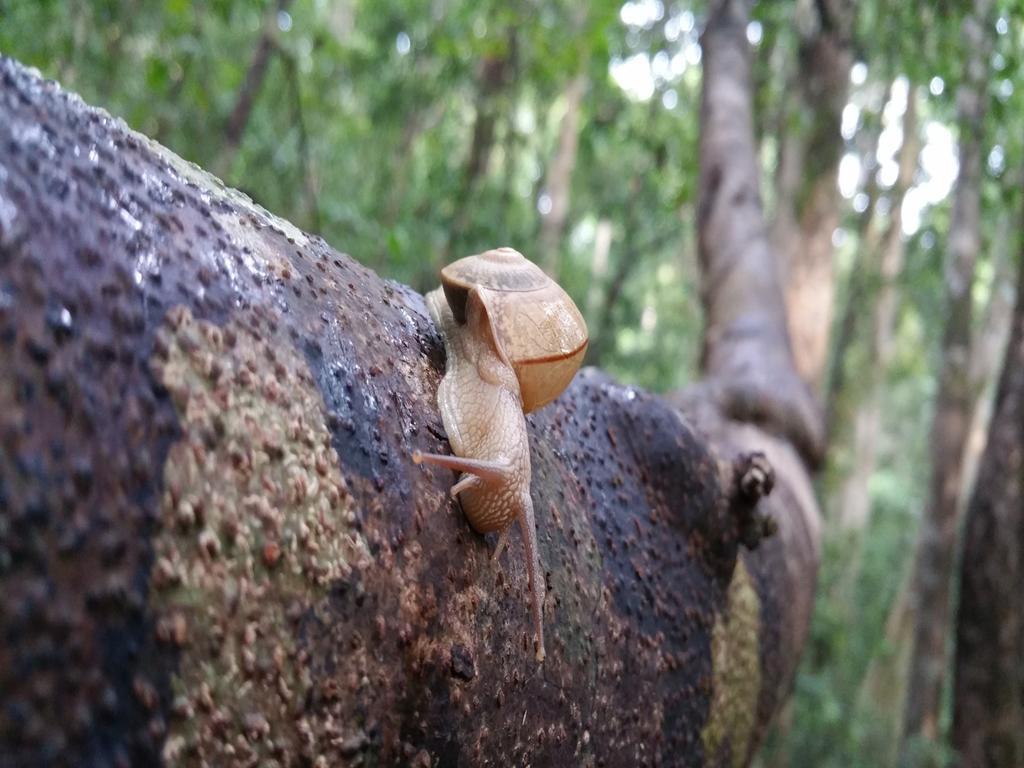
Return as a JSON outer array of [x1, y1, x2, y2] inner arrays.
[[858, 569, 916, 763], [835, 88, 919, 531], [0, 56, 819, 766], [959, 209, 1017, 510], [773, 0, 857, 393], [434, 37, 515, 284], [952, 206, 1024, 768], [822, 83, 887, 460], [829, 91, 917, 757], [899, 0, 994, 758], [280, 49, 321, 235], [539, 73, 587, 277], [670, 5, 826, 763], [585, 178, 641, 369]]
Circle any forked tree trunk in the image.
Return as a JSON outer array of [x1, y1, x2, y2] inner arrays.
[[899, 0, 994, 758], [0, 51, 820, 767], [671, 4, 826, 764]]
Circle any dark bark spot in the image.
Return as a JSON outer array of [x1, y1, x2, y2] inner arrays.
[[449, 644, 476, 681]]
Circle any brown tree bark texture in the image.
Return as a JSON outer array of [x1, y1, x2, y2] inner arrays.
[[953, 236, 1024, 768], [960, 210, 1018, 510], [900, 0, 993, 753], [0, 57, 819, 766]]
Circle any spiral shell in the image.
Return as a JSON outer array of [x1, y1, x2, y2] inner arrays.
[[440, 248, 588, 413]]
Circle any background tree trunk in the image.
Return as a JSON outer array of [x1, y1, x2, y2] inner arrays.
[[585, 217, 614, 323], [772, 0, 857, 393], [0, 55, 819, 767], [823, 96, 885, 447], [959, 208, 1018, 509], [953, 207, 1024, 768], [433, 34, 517, 285], [835, 88, 919, 531], [585, 177, 641, 368], [899, 0, 994, 758], [217, 0, 295, 178], [539, 73, 587, 277]]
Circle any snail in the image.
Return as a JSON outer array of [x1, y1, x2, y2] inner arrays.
[[413, 247, 588, 662]]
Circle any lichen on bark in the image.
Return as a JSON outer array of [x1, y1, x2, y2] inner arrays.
[[150, 305, 370, 764], [701, 558, 762, 768]]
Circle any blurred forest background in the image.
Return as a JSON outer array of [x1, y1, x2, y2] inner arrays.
[[1, 0, 1020, 765]]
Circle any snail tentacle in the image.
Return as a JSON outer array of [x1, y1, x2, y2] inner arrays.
[[517, 494, 546, 662], [450, 474, 483, 497], [412, 450, 512, 483], [492, 527, 512, 562]]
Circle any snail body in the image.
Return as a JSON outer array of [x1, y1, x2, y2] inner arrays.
[[413, 248, 588, 662]]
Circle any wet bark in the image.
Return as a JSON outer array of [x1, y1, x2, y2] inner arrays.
[[772, 0, 857, 393], [953, 216, 1024, 768], [0, 55, 819, 767], [899, 0, 994, 758]]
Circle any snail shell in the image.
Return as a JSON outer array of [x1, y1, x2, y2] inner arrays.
[[440, 247, 589, 413]]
